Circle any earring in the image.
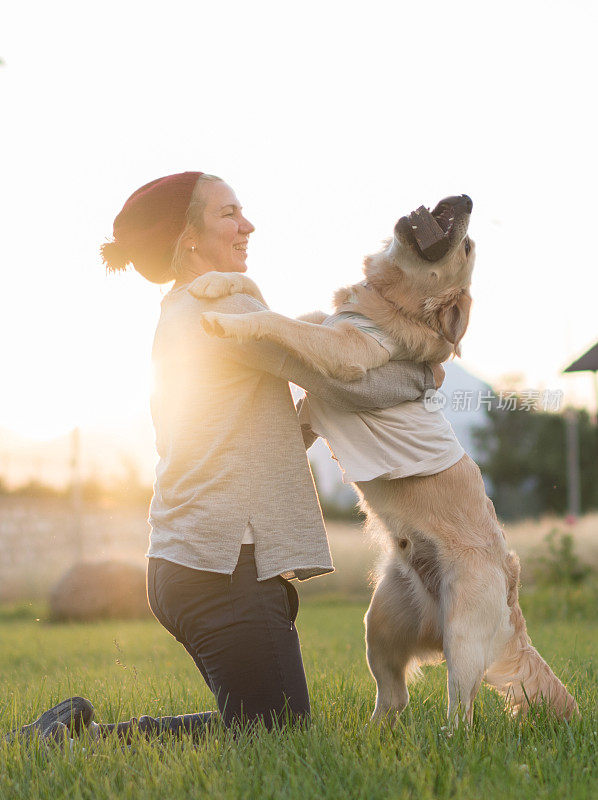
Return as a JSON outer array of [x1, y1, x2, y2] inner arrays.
[[191, 245, 196, 253]]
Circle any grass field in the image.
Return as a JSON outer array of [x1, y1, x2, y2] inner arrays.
[[1, 584, 596, 800]]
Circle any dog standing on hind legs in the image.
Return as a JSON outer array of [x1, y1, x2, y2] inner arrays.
[[358, 468, 578, 726], [189, 194, 579, 725]]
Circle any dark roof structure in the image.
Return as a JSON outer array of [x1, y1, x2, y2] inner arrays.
[[564, 341, 598, 373]]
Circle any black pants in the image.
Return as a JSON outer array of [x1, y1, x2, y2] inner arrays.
[[101, 545, 310, 739]]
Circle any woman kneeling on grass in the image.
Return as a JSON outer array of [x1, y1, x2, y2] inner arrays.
[[9, 171, 442, 743]]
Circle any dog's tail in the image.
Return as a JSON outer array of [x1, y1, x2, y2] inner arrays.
[[486, 551, 579, 721]]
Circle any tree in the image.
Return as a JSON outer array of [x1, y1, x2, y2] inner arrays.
[[472, 404, 598, 520]]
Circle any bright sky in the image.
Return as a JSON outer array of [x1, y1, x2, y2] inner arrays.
[[1, 0, 597, 447]]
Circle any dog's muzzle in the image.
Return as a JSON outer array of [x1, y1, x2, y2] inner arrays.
[[395, 194, 473, 262]]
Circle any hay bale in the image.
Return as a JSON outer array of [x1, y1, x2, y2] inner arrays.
[[49, 560, 149, 621]]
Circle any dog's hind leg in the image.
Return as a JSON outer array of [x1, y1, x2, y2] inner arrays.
[[441, 559, 510, 725], [365, 557, 441, 724]]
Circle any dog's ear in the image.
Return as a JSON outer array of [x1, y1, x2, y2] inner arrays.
[[438, 291, 472, 355]]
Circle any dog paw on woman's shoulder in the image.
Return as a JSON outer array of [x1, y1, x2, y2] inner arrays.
[[189, 272, 252, 299]]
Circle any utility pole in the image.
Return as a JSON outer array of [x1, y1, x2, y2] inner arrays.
[[564, 409, 581, 519]]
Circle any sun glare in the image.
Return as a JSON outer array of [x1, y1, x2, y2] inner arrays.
[[7, 417, 77, 443]]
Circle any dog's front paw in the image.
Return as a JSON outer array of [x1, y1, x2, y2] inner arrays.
[[332, 363, 367, 381], [199, 312, 253, 341], [189, 272, 243, 299], [199, 312, 232, 338]]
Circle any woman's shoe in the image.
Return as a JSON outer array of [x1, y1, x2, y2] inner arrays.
[[4, 696, 95, 743], [42, 720, 72, 747]]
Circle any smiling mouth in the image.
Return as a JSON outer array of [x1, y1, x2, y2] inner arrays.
[[233, 243, 247, 253]]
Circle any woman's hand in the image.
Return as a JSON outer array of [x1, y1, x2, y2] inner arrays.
[[431, 363, 445, 389]]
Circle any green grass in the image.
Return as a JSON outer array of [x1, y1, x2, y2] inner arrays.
[[0, 588, 596, 800]]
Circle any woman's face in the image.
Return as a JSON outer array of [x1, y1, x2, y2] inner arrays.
[[193, 181, 255, 273]]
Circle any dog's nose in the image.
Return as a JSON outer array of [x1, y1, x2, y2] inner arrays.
[[461, 195, 473, 213]]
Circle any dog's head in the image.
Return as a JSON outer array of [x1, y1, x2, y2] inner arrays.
[[364, 195, 475, 354]]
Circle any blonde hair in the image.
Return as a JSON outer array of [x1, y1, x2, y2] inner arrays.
[[170, 173, 223, 275]]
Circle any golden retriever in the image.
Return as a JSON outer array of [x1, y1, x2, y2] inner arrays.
[[189, 195, 578, 725]]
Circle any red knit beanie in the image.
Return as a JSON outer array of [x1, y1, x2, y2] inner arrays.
[[101, 171, 203, 284]]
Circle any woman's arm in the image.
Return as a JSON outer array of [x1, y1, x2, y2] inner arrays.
[[273, 348, 433, 410], [225, 339, 435, 411], [190, 290, 436, 411]]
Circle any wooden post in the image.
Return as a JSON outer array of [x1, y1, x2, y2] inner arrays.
[[565, 409, 581, 518], [70, 427, 83, 560]]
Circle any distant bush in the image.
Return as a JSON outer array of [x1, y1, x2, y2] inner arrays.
[[319, 499, 363, 522], [527, 528, 593, 585], [6, 480, 65, 499], [519, 580, 598, 623], [0, 476, 152, 506]]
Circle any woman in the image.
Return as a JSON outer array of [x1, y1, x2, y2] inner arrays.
[[10, 172, 440, 743]]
